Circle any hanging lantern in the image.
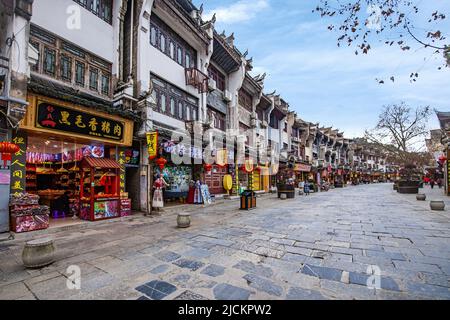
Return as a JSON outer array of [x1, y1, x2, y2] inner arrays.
[[438, 154, 447, 165], [204, 163, 213, 173], [0, 142, 20, 167], [243, 159, 254, 173], [0, 142, 20, 154], [155, 156, 167, 170]]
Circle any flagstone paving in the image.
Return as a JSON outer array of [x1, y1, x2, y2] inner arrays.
[[0, 184, 449, 300]]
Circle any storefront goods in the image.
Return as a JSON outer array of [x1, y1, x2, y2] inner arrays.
[[10, 193, 39, 206]]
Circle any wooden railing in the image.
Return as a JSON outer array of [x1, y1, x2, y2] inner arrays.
[[185, 68, 209, 93]]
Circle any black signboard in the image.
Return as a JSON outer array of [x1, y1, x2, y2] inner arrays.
[[36, 101, 124, 142]]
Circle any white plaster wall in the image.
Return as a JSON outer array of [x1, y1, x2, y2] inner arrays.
[[32, 0, 114, 62]]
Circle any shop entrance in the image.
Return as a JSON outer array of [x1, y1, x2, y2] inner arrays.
[[125, 166, 140, 211]]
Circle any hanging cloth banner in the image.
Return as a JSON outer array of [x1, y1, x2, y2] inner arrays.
[[146, 131, 158, 160]]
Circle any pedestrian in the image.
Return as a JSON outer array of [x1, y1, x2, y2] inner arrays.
[[437, 178, 442, 189], [430, 179, 435, 189], [304, 181, 310, 196]]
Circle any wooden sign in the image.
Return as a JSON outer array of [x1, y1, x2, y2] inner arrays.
[[36, 101, 125, 142]]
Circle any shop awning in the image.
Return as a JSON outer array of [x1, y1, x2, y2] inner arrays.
[[84, 157, 121, 169]]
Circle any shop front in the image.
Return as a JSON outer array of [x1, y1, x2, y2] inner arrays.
[[9, 94, 134, 232]]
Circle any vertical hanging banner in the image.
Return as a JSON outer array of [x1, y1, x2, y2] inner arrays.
[[447, 149, 450, 196], [10, 131, 27, 196], [118, 148, 126, 194], [146, 132, 158, 160]]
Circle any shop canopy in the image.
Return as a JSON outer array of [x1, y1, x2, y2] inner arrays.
[[83, 157, 121, 169]]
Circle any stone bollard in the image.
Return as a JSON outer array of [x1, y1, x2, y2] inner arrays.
[[177, 213, 191, 228], [430, 201, 445, 211], [280, 193, 287, 200], [22, 238, 55, 269], [416, 194, 426, 201]]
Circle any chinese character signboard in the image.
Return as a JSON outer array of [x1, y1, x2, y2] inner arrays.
[[36, 101, 125, 142], [447, 149, 450, 196], [10, 131, 27, 196], [146, 132, 158, 160], [118, 148, 126, 194]]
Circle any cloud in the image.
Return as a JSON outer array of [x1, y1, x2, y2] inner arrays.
[[204, 0, 269, 24]]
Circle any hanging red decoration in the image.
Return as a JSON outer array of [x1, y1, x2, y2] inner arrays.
[[204, 163, 213, 173], [0, 142, 20, 154], [438, 154, 447, 165], [155, 157, 167, 170]]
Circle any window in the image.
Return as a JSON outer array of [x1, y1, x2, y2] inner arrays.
[[185, 53, 191, 69], [169, 41, 175, 59], [101, 74, 110, 95], [208, 65, 226, 91], [178, 102, 183, 119], [160, 33, 166, 53], [160, 94, 166, 113], [89, 68, 99, 91], [43, 47, 56, 76], [177, 47, 183, 65], [30, 41, 40, 72], [170, 98, 176, 116], [30, 25, 112, 96], [186, 105, 191, 121], [60, 55, 72, 81], [238, 89, 253, 112], [151, 27, 157, 46], [75, 61, 85, 86], [73, 0, 112, 24]]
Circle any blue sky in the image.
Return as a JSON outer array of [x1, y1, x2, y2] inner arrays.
[[194, 0, 450, 139]]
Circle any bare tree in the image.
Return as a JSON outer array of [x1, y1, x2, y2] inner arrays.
[[314, 0, 449, 82], [364, 102, 432, 165]]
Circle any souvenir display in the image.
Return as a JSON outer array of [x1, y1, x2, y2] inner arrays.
[[79, 157, 121, 221]]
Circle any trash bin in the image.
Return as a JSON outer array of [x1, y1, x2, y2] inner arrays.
[[240, 190, 256, 211]]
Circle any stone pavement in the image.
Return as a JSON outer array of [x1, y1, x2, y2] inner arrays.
[[0, 184, 449, 300]]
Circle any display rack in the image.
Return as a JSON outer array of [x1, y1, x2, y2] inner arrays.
[[79, 157, 121, 221]]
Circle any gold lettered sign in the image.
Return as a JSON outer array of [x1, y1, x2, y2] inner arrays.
[[146, 132, 158, 160], [10, 131, 27, 196], [118, 148, 127, 194]]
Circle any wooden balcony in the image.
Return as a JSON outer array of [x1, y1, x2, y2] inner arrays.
[[185, 68, 209, 94]]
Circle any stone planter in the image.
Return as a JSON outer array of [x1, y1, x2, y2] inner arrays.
[[397, 180, 420, 194], [177, 213, 191, 228], [22, 238, 55, 268], [430, 201, 445, 211], [416, 194, 426, 201]]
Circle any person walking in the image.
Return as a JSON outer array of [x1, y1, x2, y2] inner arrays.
[[437, 178, 442, 189], [430, 179, 435, 189], [304, 181, 310, 196]]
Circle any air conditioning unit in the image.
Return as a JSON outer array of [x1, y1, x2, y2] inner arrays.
[[223, 90, 232, 102], [208, 78, 217, 91]]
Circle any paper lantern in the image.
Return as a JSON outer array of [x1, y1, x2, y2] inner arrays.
[[155, 157, 167, 170], [0, 142, 20, 154], [223, 175, 233, 192], [204, 163, 212, 173]]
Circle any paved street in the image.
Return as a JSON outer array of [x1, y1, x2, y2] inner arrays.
[[1, 183, 449, 300]]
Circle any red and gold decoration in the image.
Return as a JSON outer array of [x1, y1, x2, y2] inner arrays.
[[155, 156, 167, 170], [0, 141, 21, 167], [146, 131, 159, 161], [242, 159, 254, 173], [204, 163, 213, 173]]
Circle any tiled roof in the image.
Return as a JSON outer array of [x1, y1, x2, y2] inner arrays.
[[83, 157, 121, 169]]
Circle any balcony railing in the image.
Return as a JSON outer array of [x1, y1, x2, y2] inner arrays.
[[185, 68, 209, 94]]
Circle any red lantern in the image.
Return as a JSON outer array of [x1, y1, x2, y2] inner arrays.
[[438, 154, 447, 165], [0, 142, 20, 167], [204, 163, 213, 173], [0, 142, 20, 154], [155, 157, 167, 170]]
